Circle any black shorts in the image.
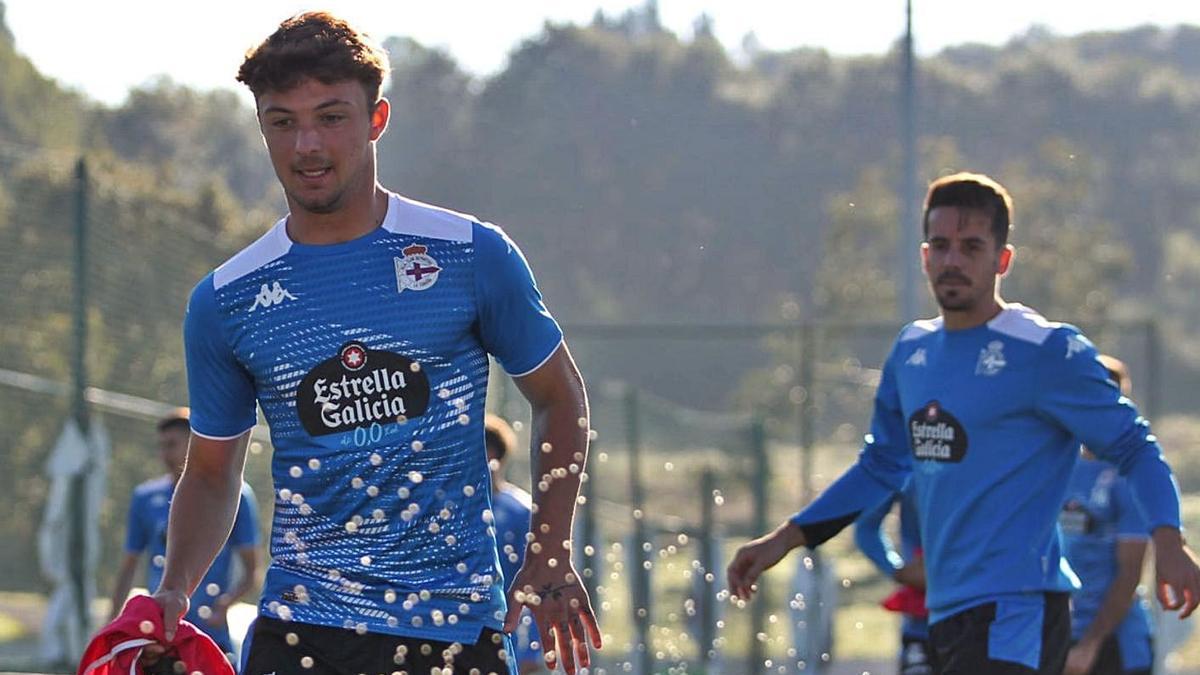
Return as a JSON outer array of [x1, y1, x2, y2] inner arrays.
[[900, 635, 934, 675], [1073, 635, 1152, 675], [929, 592, 1070, 675], [242, 617, 517, 675]]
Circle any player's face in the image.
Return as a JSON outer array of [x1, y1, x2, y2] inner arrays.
[[157, 427, 189, 480], [257, 78, 389, 215], [921, 206, 1012, 313]]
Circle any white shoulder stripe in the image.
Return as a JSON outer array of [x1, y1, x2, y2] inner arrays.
[[899, 317, 943, 342], [213, 218, 291, 290], [988, 303, 1060, 345], [383, 193, 475, 242]]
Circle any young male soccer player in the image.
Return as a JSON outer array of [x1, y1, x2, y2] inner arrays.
[[486, 414, 545, 674], [727, 172, 1200, 674], [107, 409, 260, 663], [128, 12, 600, 675], [1061, 355, 1153, 675]]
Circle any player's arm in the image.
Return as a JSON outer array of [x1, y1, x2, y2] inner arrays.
[[154, 431, 251, 639], [506, 344, 601, 675], [1065, 539, 1148, 675], [1038, 330, 1200, 617], [728, 346, 912, 600], [854, 493, 902, 576], [107, 552, 141, 623], [473, 222, 600, 675]]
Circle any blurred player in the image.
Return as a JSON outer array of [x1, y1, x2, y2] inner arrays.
[[854, 482, 930, 675], [728, 172, 1200, 675], [1061, 355, 1153, 675], [107, 408, 259, 663], [486, 414, 545, 674], [118, 11, 599, 675]]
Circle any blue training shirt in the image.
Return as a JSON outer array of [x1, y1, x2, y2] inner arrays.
[[853, 482, 928, 641], [125, 477, 259, 651], [1060, 456, 1153, 670], [791, 304, 1180, 627], [183, 192, 564, 644]]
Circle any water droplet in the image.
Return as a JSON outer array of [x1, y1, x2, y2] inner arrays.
[[409, 362, 422, 373], [307, 458, 321, 470], [366, 485, 379, 497], [540, 442, 553, 453], [205, 583, 221, 597], [370, 453, 382, 466], [289, 465, 303, 478], [138, 620, 154, 635], [409, 471, 424, 484], [457, 414, 470, 425], [397, 487, 410, 499], [412, 439, 424, 452], [300, 656, 313, 669], [462, 485, 475, 497], [361, 555, 372, 566], [279, 488, 293, 501], [372, 508, 386, 520], [345, 521, 359, 533], [351, 477, 364, 489], [197, 605, 212, 619], [285, 631, 299, 646]]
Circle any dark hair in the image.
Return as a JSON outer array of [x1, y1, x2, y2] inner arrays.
[[923, 172, 1014, 248], [237, 11, 390, 105], [157, 407, 191, 435], [1097, 354, 1132, 396], [484, 414, 517, 463]]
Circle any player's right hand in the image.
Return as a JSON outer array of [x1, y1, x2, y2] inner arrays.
[[726, 521, 805, 601], [140, 588, 190, 663]]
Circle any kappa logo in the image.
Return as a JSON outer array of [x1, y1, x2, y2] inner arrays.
[[1066, 334, 1089, 360], [395, 243, 442, 293], [906, 348, 927, 367], [248, 281, 296, 312], [975, 340, 1007, 376]]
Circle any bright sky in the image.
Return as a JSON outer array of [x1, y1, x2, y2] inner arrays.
[[6, 0, 1200, 106]]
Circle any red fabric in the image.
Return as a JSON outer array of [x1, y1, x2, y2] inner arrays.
[[78, 595, 234, 675], [881, 585, 929, 618]]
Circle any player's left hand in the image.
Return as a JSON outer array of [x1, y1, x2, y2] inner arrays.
[[505, 554, 602, 675], [1152, 527, 1200, 618]]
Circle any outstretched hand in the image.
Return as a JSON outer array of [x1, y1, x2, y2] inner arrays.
[[504, 554, 601, 675], [726, 521, 806, 601]]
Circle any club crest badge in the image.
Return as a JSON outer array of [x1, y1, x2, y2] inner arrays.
[[395, 244, 442, 293], [975, 340, 1007, 376]]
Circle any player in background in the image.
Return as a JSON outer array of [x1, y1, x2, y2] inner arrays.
[[486, 414, 546, 674], [727, 172, 1200, 674], [107, 408, 259, 664], [118, 12, 599, 675], [1062, 355, 1154, 675], [854, 481, 930, 675]]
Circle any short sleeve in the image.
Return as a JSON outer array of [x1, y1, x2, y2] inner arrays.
[[228, 484, 261, 548], [473, 223, 563, 376], [124, 492, 148, 553], [184, 274, 258, 439]]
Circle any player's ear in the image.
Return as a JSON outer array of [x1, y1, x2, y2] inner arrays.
[[369, 98, 390, 141], [997, 244, 1014, 276]]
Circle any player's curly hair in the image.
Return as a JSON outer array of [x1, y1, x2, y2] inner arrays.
[[922, 172, 1014, 248], [237, 11, 390, 105]]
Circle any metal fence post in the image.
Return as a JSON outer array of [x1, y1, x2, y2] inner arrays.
[[69, 157, 92, 646], [625, 385, 653, 674]]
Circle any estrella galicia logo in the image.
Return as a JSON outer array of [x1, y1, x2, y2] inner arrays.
[[908, 400, 968, 463], [297, 341, 431, 436]]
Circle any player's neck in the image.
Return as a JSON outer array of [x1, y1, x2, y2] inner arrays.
[[286, 183, 389, 246], [942, 295, 1006, 331]]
